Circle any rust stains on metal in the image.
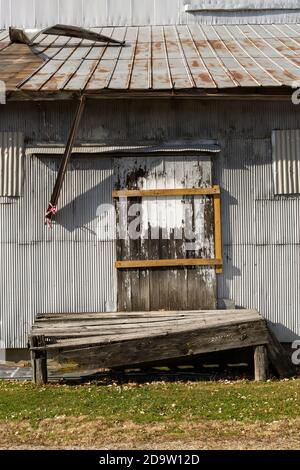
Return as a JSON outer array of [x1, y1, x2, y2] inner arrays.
[[1, 24, 300, 94], [196, 71, 213, 84], [0, 41, 43, 91], [230, 71, 247, 82], [222, 40, 240, 54], [191, 60, 199, 68], [208, 39, 228, 51]]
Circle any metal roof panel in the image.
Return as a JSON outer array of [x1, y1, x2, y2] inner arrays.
[[3, 23, 300, 93]]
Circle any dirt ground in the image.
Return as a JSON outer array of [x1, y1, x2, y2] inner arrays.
[[0, 417, 300, 450]]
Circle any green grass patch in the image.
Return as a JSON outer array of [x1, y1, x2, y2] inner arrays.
[[0, 379, 299, 425]]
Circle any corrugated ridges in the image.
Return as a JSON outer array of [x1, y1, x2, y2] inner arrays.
[[272, 129, 300, 195], [15, 23, 300, 92], [0, 155, 117, 348], [0, 132, 24, 197]]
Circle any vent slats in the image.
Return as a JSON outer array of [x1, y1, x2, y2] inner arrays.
[[272, 129, 300, 195], [0, 132, 24, 197]]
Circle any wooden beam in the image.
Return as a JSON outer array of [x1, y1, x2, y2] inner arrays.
[[112, 187, 220, 198], [35, 309, 254, 320], [213, 186, 223, 274], [34, 310, 258, 324], [254, 345, 268, 381], [113, 185, 223, 274], [51, 320, 269, 368], [29, 335, 48, 385], [31, 313, 262, 339], [115, 258, 222, 269]]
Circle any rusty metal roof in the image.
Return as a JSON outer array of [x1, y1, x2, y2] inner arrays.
[[3, 24, 300, 94], [0, 31, 43, 91]]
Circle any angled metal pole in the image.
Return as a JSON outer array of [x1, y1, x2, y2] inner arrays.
[[45, 95, 86, 226]]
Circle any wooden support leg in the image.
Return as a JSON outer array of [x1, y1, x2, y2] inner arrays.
[[29, 335, 48, 385], [254, 345, 268, 381]]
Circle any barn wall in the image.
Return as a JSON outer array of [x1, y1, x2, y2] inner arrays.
[[1, 98, 300, 346], [1, 0, 300, 28], [0, 154, 117, 348]]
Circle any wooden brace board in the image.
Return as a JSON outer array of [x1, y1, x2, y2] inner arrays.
[[113, 185, 223, 273]]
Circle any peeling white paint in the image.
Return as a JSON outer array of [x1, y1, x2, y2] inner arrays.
[[115, 155, 213, 248]]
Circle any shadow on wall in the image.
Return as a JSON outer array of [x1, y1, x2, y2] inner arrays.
[[36, 152, 300, 342], [56, 175, 115, 234], [215, 185, 241, 302], [269, 323, 300, 343], [39, 155, 114, 234], [213, 146, 300, 342]]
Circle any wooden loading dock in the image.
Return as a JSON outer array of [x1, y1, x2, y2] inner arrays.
[[28, 309, 294, 385]]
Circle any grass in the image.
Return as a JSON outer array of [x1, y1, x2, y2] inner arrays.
[[0, 379, 299, 449], [0, 379, 300, 423]]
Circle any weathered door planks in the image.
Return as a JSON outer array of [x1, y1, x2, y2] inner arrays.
[[114, 155, 217, 311]]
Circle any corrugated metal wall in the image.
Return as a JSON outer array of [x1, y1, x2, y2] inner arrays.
[[1, 0, 300, 28], [1, 99, 300, 345], [272, 129, 300, 195], [215, 136, 300, 342], [0, 154, 116, 347]]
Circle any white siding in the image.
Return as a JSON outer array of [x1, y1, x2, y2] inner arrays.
[[1, 0, 300, 28]]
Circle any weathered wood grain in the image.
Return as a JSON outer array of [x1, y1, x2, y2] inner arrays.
[[112, 187, 220, 198], [29, 335, 48, 385], [114, 156, 217, 309], [28, 310, 284, 383], [50, 320, 269, 368], [116, 258, 222, 268], [32, 316, 264, 341], [37, 310, 226, 318], [254, 345, 268, 381], [33, 310, 262, 329], [30, 311, 267, 350]]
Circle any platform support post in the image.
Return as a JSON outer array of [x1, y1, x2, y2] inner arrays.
[[29, 335, 48, 385], [254, 345, 268, 381]]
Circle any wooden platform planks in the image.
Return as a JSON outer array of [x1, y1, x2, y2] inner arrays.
[[31, 310, 265, 344], [28, 309, 275, 384], [35, 309, 256, 321], [32, 311, 265, 340], [43, 320, 268, 361]]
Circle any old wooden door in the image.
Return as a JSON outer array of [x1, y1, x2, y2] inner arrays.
[[114, 155, 217, 311]]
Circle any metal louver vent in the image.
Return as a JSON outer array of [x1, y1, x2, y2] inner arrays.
[[0, 132, 24, 197], [272, 129, 300, 195]]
